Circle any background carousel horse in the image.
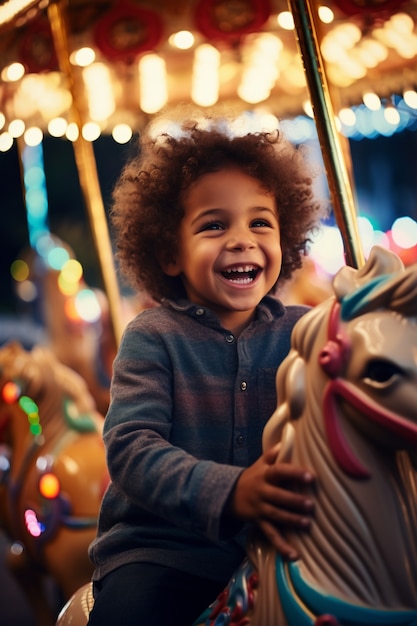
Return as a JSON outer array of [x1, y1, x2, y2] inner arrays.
[[56, 245, 417, 626], [0, 341, 109, 625], [194, 244, 417, 626]]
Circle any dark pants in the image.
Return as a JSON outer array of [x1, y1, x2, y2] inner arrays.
[[87, 562, 227, 626]]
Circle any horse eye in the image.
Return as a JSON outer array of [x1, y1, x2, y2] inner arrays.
[[363, 359, 402, 383]]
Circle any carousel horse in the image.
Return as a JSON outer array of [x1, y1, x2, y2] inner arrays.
[[0, 341, 109, 625], [194, 244, 417, 625], [56, 245, 417, 626]]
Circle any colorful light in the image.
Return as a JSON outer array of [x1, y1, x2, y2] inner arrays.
[[392, 217, 417, 249], [59, 258, 83, 296], [2, 381, 21, 404], [10, 259, 29, 282], [19, 395, 42, 437], [46, 245, 70, 270], [24, 508, 44, 537], [74, 289, 102, 323], [22, 143, 49, 248], [64, 296, 82, 323], [112, 123, 132, 144], [0, 449, 11, 473], [39, 473, 60, 499]]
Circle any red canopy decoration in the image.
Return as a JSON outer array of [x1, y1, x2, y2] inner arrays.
[[195, 0, 271, 43], [333, 0, 408, 16], [93, 0, 163, 62], [19, 15, 58, 73]]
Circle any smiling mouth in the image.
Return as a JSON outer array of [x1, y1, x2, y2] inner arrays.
[[220, 265, 261, 284]]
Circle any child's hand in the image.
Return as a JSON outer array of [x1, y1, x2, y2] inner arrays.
[[228, 444, 315, 560]]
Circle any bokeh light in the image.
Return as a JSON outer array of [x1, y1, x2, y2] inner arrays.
[[39, 473, 60, 499], [391, 216, 417, 249], [2, 381, 21, 404]]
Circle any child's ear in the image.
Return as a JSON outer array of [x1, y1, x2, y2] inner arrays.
[[159, 254, 182, 277]]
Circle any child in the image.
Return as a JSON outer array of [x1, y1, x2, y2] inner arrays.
[[87, 111, 325, 626]]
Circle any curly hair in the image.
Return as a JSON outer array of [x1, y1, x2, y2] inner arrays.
[[110, 114, 326, 302]]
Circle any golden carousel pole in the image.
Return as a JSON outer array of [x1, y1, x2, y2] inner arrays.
[[47, 0, 124, 346], [288, 0, 365, 269]]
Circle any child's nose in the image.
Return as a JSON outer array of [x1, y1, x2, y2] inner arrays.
[[226, 227, 256, 251]]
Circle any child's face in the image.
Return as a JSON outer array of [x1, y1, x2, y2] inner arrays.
[[163, 168, 282, 333]]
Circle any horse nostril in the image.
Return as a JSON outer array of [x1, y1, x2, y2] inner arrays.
[[319, 340, 344, 378]]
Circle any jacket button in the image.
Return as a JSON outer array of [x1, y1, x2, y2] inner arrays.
[[240, 381, 247, 391]]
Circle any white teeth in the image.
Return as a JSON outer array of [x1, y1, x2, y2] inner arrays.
[[223, 265, 256, 273], [228, 276, 253, 284], [220, 265, 259, 284]]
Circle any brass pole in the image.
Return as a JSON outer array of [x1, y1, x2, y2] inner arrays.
[[47, 0, 124, 346], [288, 0, 365, 269]]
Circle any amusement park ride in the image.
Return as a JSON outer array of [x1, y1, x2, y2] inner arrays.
[[50, 243, 417, 625], [191, 243, 417, 625], [0, 0, 417, 625]]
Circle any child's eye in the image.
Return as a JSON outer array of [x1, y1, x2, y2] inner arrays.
[[251, 219, 272, 228], [200, 221, 224, 231]]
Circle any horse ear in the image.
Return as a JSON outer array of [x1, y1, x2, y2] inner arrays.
[[333, 245, 404, 300]]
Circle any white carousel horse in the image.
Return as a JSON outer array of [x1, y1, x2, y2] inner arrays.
[[57, 245, 417, 626], [0, 342, 109, 625], [195, 244, 417, 625]]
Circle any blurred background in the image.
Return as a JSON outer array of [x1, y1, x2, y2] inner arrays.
[[0, 0, 417, 624], [1, 0, 417, 324]]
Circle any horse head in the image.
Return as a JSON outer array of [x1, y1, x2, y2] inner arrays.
[[197, 246, 417, 626], [266, 245, 417, 469]]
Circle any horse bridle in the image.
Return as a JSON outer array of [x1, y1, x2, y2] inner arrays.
[[318, 300, 417, 479]]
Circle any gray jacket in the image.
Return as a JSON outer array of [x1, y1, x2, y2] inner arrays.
[[89, 296, 308, 584]]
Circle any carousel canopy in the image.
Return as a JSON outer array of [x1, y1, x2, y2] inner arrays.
[[0, 0, 416, 140]]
